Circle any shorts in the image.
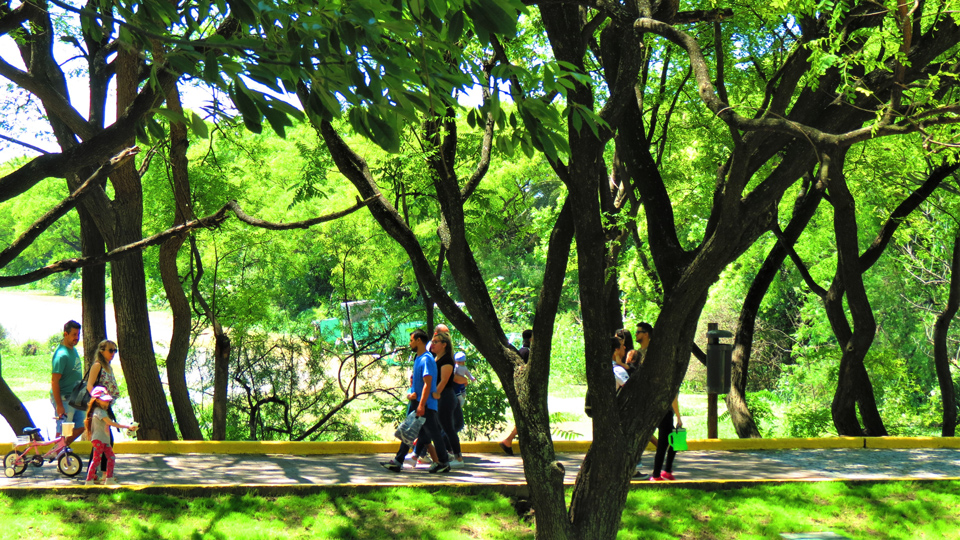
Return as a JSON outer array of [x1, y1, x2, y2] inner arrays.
[[51, 394, 86, 436]]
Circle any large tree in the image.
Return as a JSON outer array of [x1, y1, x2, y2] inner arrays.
[[2, 0, 960, 538]]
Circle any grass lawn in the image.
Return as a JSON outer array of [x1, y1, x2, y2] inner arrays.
[[1, 352, 55, 402], [0, 481, 957, 539]]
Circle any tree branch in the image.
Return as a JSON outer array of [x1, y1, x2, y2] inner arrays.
[[0, 197, 373, 287], [0, 147, 138, 270]]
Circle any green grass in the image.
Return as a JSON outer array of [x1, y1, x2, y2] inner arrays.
[[1, 352, 52, 402], [0, 482, 957, 539], [617, 481, 960, 539], [0, 488, 534, 540]]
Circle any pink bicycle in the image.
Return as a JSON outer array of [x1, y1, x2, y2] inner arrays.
[[4, 427, 84, 478]]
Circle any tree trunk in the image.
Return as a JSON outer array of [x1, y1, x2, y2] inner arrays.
[[727, 179, 823, 438], [822, 150, 887, 436], [211, 331, 231, 440], [159, 82, 203, 440], [933, 231, 960, 437], [0, 377, 35, 435], [76, 201, 108, 369], [188, 237, 231, 440], [109, 46, 178, 441]]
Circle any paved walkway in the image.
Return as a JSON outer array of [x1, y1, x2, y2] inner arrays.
[[3, 448, 959, 490]]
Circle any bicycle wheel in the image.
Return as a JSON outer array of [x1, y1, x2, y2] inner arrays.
[[3, 451, 26, 476], [57, 451, 83, 477]]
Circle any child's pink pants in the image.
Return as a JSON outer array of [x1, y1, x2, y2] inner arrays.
[[85, 440, 115, 481]]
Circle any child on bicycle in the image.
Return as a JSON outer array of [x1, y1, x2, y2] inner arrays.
[[84, 386, 137, 485]]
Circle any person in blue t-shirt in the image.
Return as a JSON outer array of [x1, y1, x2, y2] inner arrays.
[[50, 319, 86, 444], [380, 329, 451, 473]]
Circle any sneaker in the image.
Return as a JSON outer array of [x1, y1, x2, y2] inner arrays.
[[103, 477, 118, 486], [404, 451, 416, 461], [84, 479, 97, 486], [649, 476, 665, 482], [632, 470, 645, 479], [416, 456, 433, 467], [449, 459, 465, 469], [498, 442, 514, 455], [428, 462, 451, 474], [380, 459, 402, 473], [660, 472, 676, 481]]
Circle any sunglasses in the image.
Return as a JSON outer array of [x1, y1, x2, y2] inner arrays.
[[104, 348, 118, 353]]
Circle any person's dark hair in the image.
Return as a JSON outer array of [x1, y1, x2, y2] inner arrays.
[[615, 328, 634, 351], [635, 322, 653, 337], [522, 329, 532, 347], [610, 336, 623, 353], [63, 320, 81, 333], [411, 329, 429, 344]]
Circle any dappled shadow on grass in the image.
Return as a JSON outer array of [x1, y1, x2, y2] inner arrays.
[[618, 481, 960, 539], [322, 487, 534, 540], [0, 487, 535, 539]]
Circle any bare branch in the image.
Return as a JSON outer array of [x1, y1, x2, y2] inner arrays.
[[0, 147, 139, 269], [0, 197, 374, 287]]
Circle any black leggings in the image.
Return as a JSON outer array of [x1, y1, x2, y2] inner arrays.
[[413, 390, 461, 457], [652, 411, 677, 476], [436, 390, 461, 456]]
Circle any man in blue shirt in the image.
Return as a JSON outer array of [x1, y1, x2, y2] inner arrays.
[[380, 329, 451, 473], [50, 319, 85, 444]]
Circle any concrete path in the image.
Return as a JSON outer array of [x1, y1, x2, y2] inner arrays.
[[3, 448, 959, 490]]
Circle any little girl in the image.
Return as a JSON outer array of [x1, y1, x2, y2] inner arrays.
[[84, 386, 137, 486]]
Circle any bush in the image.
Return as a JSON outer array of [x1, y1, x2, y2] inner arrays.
[[20, 339, 42, 356], [0, 324, 8, 353], [549, 311, 586, 385], [46, 333, 62, 352], [785, 406, 833, 438]]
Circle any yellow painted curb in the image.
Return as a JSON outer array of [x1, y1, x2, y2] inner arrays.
[[865, 437, 960, 449], [3, 437, 958, 455], [687, 437, 864, 451]]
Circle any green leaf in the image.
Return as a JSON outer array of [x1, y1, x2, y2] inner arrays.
[[426, 0, 447, 19], [190, 111, 209, 139], [229, 82, 262, 134], [152, 108, 188, 124], [226, 0, 257, 24], [146, 116, 167, 140], [465, 0, 517, 37], [445, 10, 465, 41]]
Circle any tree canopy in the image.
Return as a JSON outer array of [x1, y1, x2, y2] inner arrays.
[[2, 0, 960, 538]]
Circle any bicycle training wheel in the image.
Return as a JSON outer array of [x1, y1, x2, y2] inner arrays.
[[57, 451, 83, 477], [3, 451, 26, 476]]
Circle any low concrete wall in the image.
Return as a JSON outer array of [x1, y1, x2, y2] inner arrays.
[[6, 437, 959, 455]]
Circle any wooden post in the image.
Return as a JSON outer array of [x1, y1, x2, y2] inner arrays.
[[707, 322, 718, 439]]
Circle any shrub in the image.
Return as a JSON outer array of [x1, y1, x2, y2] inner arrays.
[[46, 333, 62, 352], [20, 339, 42, 356]]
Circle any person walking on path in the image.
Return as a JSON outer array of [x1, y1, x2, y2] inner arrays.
[[636, 323, 683, 481], [426, 331, 464, 468], [380, 330, 451, 473], [50, 320, 85, 445], [86, 340, 121, 481], [612, 336, 629, 390], [499, 329, 531, 455], [84, 386, 137, 485], [451, 351, 474, 434]]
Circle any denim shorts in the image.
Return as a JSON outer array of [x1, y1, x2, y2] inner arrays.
[[51, 394, 86, 436]]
